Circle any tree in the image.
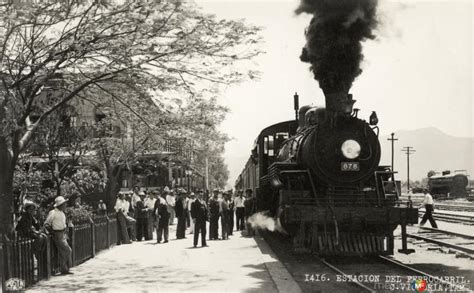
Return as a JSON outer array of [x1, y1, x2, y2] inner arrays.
[[0, 0, 262, 235], [27, 110, 91, 197]]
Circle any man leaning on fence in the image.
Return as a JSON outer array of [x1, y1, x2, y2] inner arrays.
[[16, 202, 47, 255], [44, 196, 73, 275]]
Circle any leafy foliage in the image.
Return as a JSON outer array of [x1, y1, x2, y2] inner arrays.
[[0, 0, 263, 233]]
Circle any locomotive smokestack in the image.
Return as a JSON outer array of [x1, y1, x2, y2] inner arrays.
[[324, 92, 356, 114]]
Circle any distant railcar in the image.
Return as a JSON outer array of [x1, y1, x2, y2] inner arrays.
[[428, 171, 470, 198]]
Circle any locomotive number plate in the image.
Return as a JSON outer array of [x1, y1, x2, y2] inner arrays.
[[341, 162, 360, 171]]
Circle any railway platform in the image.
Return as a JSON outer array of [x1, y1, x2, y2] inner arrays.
[[27, 225, 301, 293]]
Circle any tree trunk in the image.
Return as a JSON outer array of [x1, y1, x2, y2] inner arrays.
[[0, 137, 14, 238], [105, 165, 122, 211]]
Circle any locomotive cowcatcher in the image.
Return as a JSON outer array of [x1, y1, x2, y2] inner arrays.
[[236, 92, 418, 256]]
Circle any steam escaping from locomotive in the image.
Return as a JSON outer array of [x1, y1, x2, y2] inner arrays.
[[297, 0, 378, 96], [248, 212, 286, 234]]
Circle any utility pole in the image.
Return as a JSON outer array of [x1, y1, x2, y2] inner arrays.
[[205, 157, 209, 192], [401, 147, 416, 192], [387, 133, 398, 180]]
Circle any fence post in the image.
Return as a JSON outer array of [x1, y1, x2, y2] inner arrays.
[[45, 237, 51, 279], [1, 242, 5, 293], [106, 216, 110, 249], [4, 238, 12, 286], [69, 226, 76, 267], [91, 220, 96, 258]]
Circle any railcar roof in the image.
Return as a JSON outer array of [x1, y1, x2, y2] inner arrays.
[[252, 120, 297, 147], [429, 173, 468, 179]]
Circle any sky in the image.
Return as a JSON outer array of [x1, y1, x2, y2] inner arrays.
[[194, 0, 473, 187]]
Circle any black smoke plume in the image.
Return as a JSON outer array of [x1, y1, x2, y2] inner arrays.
[[297, 0, 378, 95]]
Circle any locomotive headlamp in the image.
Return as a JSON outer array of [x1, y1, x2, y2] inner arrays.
[[341, 139, 361, 159]]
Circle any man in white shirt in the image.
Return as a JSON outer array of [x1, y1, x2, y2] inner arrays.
[[234, 190, 245, 231], [44, 196, 72, 275], [187, 193, 196, 234], [114, 193, 132, 244], [166, 189, 176, 225], [419, 189, 438, 228], [114, 193, 129, 213]]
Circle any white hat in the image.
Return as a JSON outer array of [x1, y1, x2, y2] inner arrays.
[[54, 196, 67, 208], [163, 186, 170, 193]]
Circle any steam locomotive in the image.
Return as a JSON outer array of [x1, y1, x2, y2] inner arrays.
[[428, 170, 470, 198], [236, 92, 418, 256]]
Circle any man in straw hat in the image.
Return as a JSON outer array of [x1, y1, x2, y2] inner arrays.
[[17, 201, 47, 254], [44, 196, 73, 275]]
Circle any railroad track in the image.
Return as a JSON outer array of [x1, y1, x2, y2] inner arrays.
[[418, 211, 474, 225], [399, 197, 474, 212], [317, 255, 472, 292], [261, 231, 473, 292], [377, 256, 471, 292], [407, 226, 474, 256], [435, 203, 474, 213]]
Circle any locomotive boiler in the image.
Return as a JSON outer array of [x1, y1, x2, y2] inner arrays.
[[236, 92, 418, 256]]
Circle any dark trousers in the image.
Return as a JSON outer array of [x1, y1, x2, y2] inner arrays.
[[176, 215, 187, 239], [420, 204, 438, 228], [116, 212, 131, 244], [145, 215, 153, 240], [157, 216, 169, 242], [228, 211, 234, 235], [186, 211, 190, 228], [194, 220, 207, 247], [136, 218, 147, 241], [220, 212, 228, 239], [236, 208, 245, 230], [210, 214, 220, 240], [245, 215, 255, 236], [52, 230, 72, 273]]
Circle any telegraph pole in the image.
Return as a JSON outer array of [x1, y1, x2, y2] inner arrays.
[[205, 157, 209, 192], [401, 147, 416, 192], [387, 133, 398, 177]]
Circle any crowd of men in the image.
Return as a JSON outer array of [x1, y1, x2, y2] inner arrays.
[[113, 187, 257, 248], [14, 186, 257, 277]]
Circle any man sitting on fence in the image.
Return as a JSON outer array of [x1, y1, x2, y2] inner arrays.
[[44, 196, 73, 275], [114, 192, 132, 245], [16, 202, 47, 254]]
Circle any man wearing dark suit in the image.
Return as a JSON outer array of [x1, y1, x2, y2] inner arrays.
[[209, 189, 220, 240], [135, 192, 148, 241], [244, 189, 257, 236], [191, 190, 209, 247], [175, 189, 187, 239], [156, 193, 170, 243]]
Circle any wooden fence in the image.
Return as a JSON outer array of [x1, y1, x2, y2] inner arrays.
[[1, 214, 120, 292]]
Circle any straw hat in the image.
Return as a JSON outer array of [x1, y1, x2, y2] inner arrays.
[[24, 201, 37, 210], [54, 196, 67, 208]]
